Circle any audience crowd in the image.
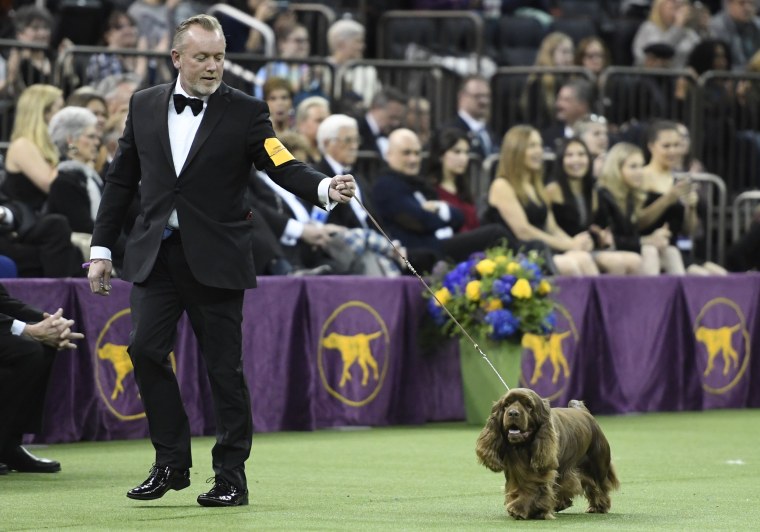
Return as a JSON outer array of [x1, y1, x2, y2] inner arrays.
[[0, 0, 759, 279]]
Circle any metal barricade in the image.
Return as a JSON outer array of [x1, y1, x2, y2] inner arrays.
[[377, 10, 484, 65], [489, 66, 594, 138], [693, 71, 760, 197], [207, 3, 275, 57], [731, 190, 760, 243], [599, 67, 697, 130], [687, 172, 727, 266], [336, 59, 460, 132]]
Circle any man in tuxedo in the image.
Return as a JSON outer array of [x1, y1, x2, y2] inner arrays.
[[444, 75, 498, 161], [85, 15, 356, 507], [0, 283, 84, 475], [356, 87, 407, 159]]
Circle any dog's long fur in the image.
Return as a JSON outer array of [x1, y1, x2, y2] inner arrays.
[[475, 388, 619, 520]]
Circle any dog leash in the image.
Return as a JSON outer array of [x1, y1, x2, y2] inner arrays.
[[352, 197, 511, 391]]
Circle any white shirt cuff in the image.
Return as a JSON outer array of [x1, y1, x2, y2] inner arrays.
[[318, 178, 336, 211], [11, 319, 26, 336], [437, 202, 451, 222], [282, 219, 304, 246], [1, 206, 14, 227], [90, 246, 112, 261]]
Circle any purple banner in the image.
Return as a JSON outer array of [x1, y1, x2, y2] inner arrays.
[[3, 274, 759, 444]]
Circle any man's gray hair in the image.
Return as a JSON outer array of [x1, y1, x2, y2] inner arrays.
[[48, 106, 98, 155], [295, 96, 330, 125], [327, 19, 364, 53], [317, 114, 358, 153]]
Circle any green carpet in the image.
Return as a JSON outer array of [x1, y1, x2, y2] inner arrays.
[[3, 409, 758, 531]]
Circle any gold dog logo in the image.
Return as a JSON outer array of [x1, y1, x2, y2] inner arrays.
[[520, 304, 577, 401], [95, 309, 176, 420], [318, 301, 389, 407], [694, 298, 750, 394]]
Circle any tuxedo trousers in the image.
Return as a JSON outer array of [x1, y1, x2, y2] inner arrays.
[[128, 231, 252, 490], [0, 334, 55, 452]]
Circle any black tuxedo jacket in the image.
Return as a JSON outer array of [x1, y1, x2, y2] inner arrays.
[[356, 115, 381, 155], [93, 81, 329, 289], [0, 283, 43, 335]]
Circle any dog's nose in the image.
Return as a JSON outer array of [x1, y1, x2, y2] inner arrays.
[[507, 408, 519, 418]]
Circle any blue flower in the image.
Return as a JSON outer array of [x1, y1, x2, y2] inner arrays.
[[492, 275, 516, 304], [427, 297, 448, 326], [484, 309, 521, 340], [520, 259, 542, 280], [443, 260, 474, 294], [541, 311, 558, 333]]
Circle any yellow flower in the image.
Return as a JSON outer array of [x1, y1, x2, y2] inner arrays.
[[476, 259, 496, 276], [511, 278, 532, 299], [494, 256, 509, 266], [482, 299, 503, 312], [538, 279, 552, 295], [465, 280, 482, 301], [506, 262, 520, 274], [433, 287, 451, 306]]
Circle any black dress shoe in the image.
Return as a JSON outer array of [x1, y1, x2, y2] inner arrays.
[[126, 464, 190, 500], [0, 462, 8, 475], [0, 446, 60, 473], [197, 477, 249, 507]]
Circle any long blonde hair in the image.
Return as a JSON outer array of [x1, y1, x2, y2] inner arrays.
[[495, 125, 546, 206], [599, 142, 648, 221], [521, 32, 573, 115], [11, 84, 62, 166], [648, 0, 670, 30]]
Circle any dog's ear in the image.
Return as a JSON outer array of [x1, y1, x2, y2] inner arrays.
[[530, 397, 559, 472], [476, 398, 507, 472]]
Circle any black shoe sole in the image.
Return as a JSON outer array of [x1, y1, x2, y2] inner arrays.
[[126, 477, 191, 500], [6, 464, 61, 473], [197, 494, 249, 507]]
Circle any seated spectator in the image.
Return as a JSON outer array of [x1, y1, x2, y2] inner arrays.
[[638, 120, 726, 274], [223, 0, 296, 54], [482, 125, 598, 276], [263, 77, 294, 137], [97, 73, 141, 118], [597, 142, 684, 274], [545, 137, 642, 274], [357, 87, 408, 159], [709, 0, 760, 69], [673, 121, 704, 173], [444, 75, 497, 160], [327, 19, 380, 109], [572, 113, 609, 178], [520, 32, 575, 131], [127, 0, 174, 83], [575, 36, 611, 78], [295, 96, 330, 164], [372, 128, 521, 273], [254, 23, 329, 104], [66, 87, 110, 174], [0, 191, 85, 278], [542, 78, 594, 150], [426, 127, 480, 233], [632, 0, 701, 68], [315, 114, 406, 276], [2, 85, 62, 215], [4, 6, 55, 98], [0, 283, 84, 474], [47, 107, 108, 262], [86, 11, 148, 87], [726, 204, 760, 271]]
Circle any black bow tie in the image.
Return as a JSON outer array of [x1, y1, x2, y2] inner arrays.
[[173, 94, 204, 116]]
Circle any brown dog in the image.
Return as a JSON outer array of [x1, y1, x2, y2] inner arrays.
[[476, 388, 619, 520]]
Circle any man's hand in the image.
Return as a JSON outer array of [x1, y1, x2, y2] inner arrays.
[[24, 308, 85, 350], [87, 259, 113, 296], [328, 174, 356, 204]]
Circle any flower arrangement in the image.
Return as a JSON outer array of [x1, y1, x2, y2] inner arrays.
[[426, 245, 557, 342]]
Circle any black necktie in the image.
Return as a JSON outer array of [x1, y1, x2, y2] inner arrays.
[[173, 94, 204, 116]]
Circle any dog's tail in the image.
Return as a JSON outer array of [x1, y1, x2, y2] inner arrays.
[[568, 399, 589, 412]]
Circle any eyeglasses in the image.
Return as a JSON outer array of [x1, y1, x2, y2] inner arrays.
[[580, 114, 607, 125], [112, 22, 136, 30], [464, 92, 490, 100], [584, 52, 604, 59]]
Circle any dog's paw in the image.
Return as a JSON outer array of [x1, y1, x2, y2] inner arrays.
[[587, 505, 610, 514]]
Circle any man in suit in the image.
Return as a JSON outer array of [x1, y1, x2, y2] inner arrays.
[[444, 75, 498, 161], [0, 283, 84, 475], [85, 15, 356, 507], [356, 87, 408, 159]]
